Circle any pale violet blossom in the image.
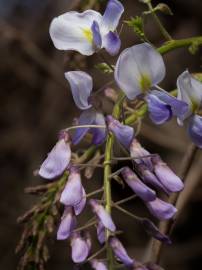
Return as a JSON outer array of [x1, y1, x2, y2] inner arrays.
[[49, 0, 124, 56]]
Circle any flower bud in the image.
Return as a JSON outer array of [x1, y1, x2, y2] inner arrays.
[[90, 259, 108, 270], [70, 232, 91, 263], [57, 207, 76, 240]]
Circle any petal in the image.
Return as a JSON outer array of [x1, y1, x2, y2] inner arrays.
[[141, 219, 171, 244], [188, 115, 202, 148], [74, 187, 86, 215], [57, 207, 76, 240], [39, 139, 71, 179], [91, 112, 107, 145], [96, 221, 105, 244], [115, 43, 165, 100], [65, 71, 93, 110], [177, 70, 202, 120], [152, 156, 184, 193], [146, 198, 177, 220], [60, 167, 83, 207], [138, 163, 170, 195], [71, 232, 90, 263], [102, 31, 121, 56], [101, 0, 124, 33], [49, 10, 102, 55], [107, 115, 134, 149], [89, 199, 116, 232], [72, 109, 96, 145], [121, 167, 156, 202], [91, 259, 108, 270], [151, 90, 188, 119], [109, 237, 134, 267], [146, 94, 172, 125], [91, 20, 102, 49], [130, 139, 153, 170]]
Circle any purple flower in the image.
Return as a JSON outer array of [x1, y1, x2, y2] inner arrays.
[[71, 232, 91, 263], [50, 0, 124, 56], [141, 219, 171, 244], [115, 43, 166, 100], [74, 187, 86, 216], [60, 167, 86, 215], [121, 167, 156, 202], [90, 259, 108, 270], [146, 198, 177, 220], [188, 115, 202, 148], [109, 237, 134, 267], [152, 156, 184, 193], [96, 221, 105, 244], [38, 137, 71, 180], [89, 199, 116, 232], [72, 109, 106, 145], [107, 115, 134, 149], [57, 207, 76, 240]]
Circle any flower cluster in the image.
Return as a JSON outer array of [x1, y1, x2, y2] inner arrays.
[[18, 0, 202, 270]]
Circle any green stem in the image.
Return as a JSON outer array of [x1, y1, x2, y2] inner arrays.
[[103, 92, 125, 270], [146, 0, 172, 41]]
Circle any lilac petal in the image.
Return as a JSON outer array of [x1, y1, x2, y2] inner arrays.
[[151, 90, 188, 120], [146, 94, 172, 125], [89, 199, 116, 232], [115, 43, 165, 100], [72, 109, 96, 145], [90, 259, 108, 270], [74, 187, 86, 216], [97, 221, 105, 244], [101, 0, 124, 32], [71, 232, 90, 263], [138, 163, 170, 195], [109, 237, 134, 267], [64, 71, 93, 110], [130, 139, 153, 170], [146, 198, 177, 220], [91, 20, 102, 49], [91, 112, 107, 145], [121, 167, 156, 202], [103, 31, 121, 56], [177, 70, 202, 121], [188, 115, 202, 148], [141, 219, 171, 244], [39, 139, 71, 180], [152, 156, 184, 193], [57, 207, 76, 240], [60, 167, 83, 207], [107, 115, 134, 149]]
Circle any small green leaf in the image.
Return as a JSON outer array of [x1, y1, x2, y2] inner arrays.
[[125, 16, 146, 40], [95, 62, 114, 74]]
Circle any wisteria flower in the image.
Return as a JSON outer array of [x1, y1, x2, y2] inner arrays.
[[70, 232, 91, 263], [177, 70, 202, 147], [121, 167, 156, 202], [107, 115, 134, 149], [96, 221, 105, 245], [90, 259, 108, 270], [146, 198, 177, 220], [38, 134, 71, 180], [50, 0, 124, 56], [109, 237, 134, 267], [89, 199, 116, 232], [57, 207, 76, 240], [65, 71, 106, 145]]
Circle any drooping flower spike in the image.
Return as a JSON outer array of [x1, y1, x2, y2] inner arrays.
[[115, 43, 166, 100], [177, 70, 202, 148], [89, 199, 116, 232], [109, 237, 134, 267], [57, 207, 77, 240], [107, 115, 134, 149], [50, 0, 124, 56], [38, 132, 71, 180]]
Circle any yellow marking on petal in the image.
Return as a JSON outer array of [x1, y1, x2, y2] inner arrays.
[[82, 28, 93, 43], [139, 74, 152, 93]]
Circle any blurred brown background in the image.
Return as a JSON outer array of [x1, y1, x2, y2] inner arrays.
[[1, 0, 202, 269]]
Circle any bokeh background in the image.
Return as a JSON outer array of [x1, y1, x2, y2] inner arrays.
[[1, 0, 202, 269]]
